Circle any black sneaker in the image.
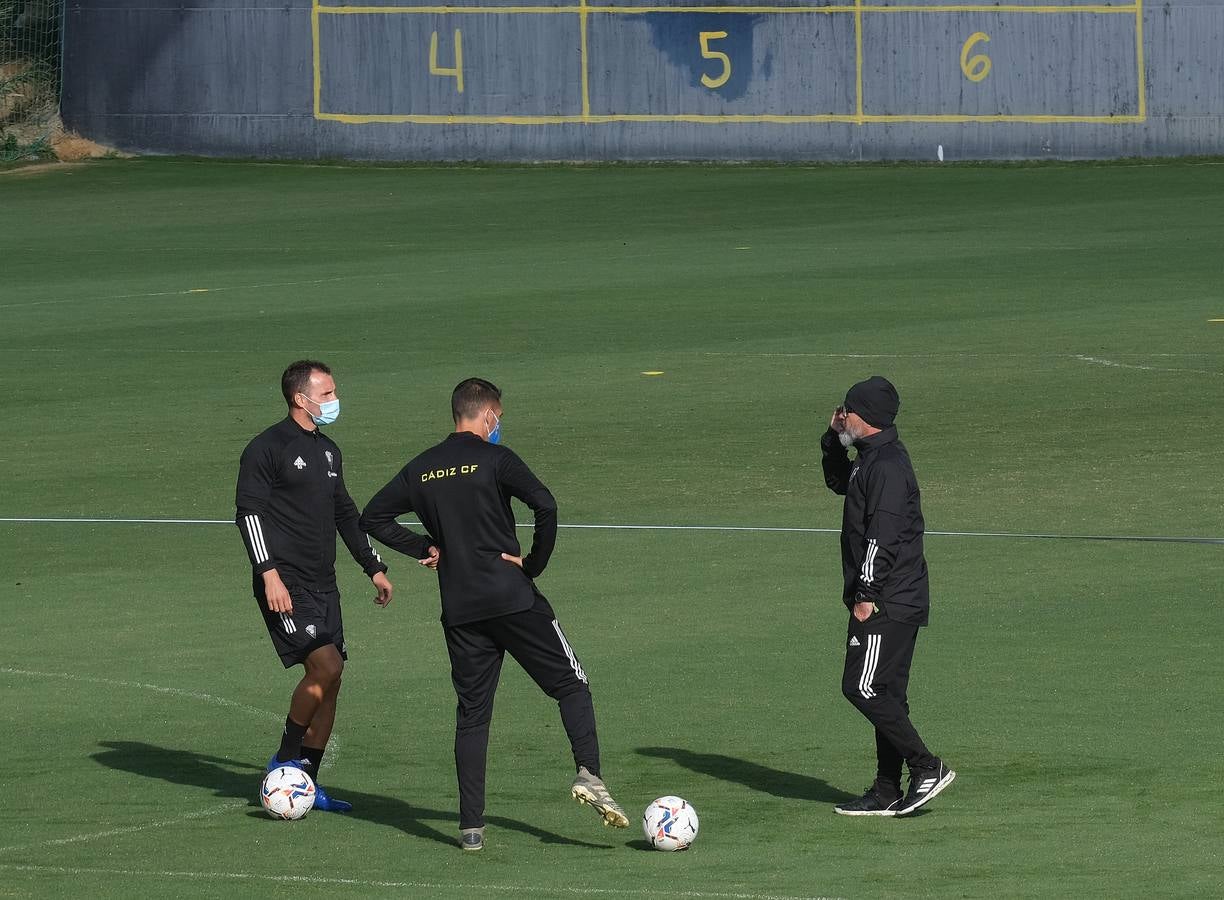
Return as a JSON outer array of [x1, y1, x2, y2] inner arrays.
[[895, 761, 956, 817], [834, 786, 904, 817]]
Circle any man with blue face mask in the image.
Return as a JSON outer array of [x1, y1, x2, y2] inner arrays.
[[360, 377, 628, 851], [236, 360, 437, 811]]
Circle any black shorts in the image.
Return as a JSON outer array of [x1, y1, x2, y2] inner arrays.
[[255, 583, 347, 668]]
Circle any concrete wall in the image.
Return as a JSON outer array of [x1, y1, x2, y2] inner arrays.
[[61, 0, 1224, 161]]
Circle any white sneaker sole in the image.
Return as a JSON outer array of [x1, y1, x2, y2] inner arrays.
[[834, 806, 900, 817], [895, 769, 956, 817], [571, 785, 630, 828]]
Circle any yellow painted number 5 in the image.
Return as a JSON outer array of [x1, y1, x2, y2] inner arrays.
[[699, 31, 731, 89], [960, 32, 991, 83]]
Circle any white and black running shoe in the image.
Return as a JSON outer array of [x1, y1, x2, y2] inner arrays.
[[895, 760, 956, 817]]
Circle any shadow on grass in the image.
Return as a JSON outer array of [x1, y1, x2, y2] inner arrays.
[[636, 746, 858, 804], [92, 741, 612, 849]]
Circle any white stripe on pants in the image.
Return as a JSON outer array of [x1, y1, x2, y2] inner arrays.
[[859, 633, 881, 699], [552, 620, 588, 684]]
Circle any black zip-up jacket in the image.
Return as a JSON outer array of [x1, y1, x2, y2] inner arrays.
[[821, 425, 930, 625], [359, 432, 558, 627], [235, 416, 389, 593]]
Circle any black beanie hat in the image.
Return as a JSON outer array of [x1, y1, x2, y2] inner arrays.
[[844, 376, 900, 429]]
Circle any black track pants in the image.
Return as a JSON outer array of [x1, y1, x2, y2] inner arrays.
[[445, 596, 599, 829], [841, 610, 936, 793]]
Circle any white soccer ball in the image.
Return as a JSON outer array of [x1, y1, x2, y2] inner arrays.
[[260, 766, 316, 820], [642, 796, 699, 851]]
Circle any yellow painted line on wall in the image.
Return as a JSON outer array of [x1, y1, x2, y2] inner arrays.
[[312, 0, 322, 117], [317, 111, 1147, 124], [580, 0, 591, 118], [1135, 0, 1146, 119], [316, 2, 1137, 11], [854, 0, 864, 122]]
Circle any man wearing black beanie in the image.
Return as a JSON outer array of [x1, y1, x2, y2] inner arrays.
[[820, 376, 955, 817]]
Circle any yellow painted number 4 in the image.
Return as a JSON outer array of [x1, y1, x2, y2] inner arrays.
[[699, 31, 731, 89], [960, 32, 991, 83], [430, 29, 464, 94]]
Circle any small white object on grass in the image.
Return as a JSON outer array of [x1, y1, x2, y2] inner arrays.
[[937, 145, 944, 162]]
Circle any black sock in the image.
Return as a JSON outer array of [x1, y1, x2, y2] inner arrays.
[[300, 745, 325, 775], [276, 717, 308, 763]]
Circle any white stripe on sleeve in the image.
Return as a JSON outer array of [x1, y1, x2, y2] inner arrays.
[[860, 539, 878, 585], [244, 515, 268, 564]]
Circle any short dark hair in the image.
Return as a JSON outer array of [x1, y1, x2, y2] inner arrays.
[[281, 360, 331, 406], [451, 377, 502, 422]]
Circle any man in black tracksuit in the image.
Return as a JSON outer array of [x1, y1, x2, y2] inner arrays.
[[821, 375, 955, 817], [359, 377, 628, 851], [236, 359, 423, 812]]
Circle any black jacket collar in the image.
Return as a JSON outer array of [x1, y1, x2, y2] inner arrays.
[[854, 425, 898, 454], [282, 415, 321, 438]]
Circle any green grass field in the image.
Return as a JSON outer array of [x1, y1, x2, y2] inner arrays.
[[2, 159, 1223, 899]]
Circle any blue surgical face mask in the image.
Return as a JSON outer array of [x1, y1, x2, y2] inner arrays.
[[486, 411, 501, 445], [303, 395, 340, 426]]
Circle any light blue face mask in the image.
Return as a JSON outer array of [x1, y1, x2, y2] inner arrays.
[[303, 395, 340, 426], [486, 411, 501, 445]]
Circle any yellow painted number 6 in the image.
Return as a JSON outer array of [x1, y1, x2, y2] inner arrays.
[[960, 32, 991, 83], [699, 31, 731, 89]]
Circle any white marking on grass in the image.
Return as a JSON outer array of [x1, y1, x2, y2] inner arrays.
[[1, 516, 1221, 544], [0, 275, 379, 310], [0, 865, 839, 900], [0, 803, 248, 856], [698, 351, 1223, 363], [1072, 355, 1222, 376], [1073, 355, 1154, 370], [0, 667, 279, 721], [0, 668, 337, 855]]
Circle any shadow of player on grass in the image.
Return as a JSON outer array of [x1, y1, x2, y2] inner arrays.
[[92, 741, 612, 849], [636, 746, 858, 804]]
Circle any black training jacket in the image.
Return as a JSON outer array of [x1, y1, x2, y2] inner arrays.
[[821, 426, 930, 625], [235, 416, 388, 592], [359, 432, 558, 627]]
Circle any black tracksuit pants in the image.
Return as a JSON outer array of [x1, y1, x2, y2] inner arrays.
[[841, 609, 937, 794], [445, 596, 599, 829]]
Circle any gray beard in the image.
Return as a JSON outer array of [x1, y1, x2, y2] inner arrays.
[[838, 430, 855, 448]]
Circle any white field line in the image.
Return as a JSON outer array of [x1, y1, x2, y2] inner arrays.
[[0, 864, 840, 900], [0, 667, 279, 721], [702, 351, 1224, 361], [1070, 354, 1222, 376], [0, 516, 1221, 545], [0, 803, 248, 856], [0, 667, 335, 855], [0, 275, 380, 310], [5, 349, 1223, 361]]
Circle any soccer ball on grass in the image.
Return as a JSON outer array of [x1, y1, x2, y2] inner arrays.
[[643, 796, 699, 851], [260, 766, 316, 820]]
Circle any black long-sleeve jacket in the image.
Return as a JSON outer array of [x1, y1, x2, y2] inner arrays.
[[821, 425, 930, 625], [359, 432, 558, 627], [235, 417, 388, 592]]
